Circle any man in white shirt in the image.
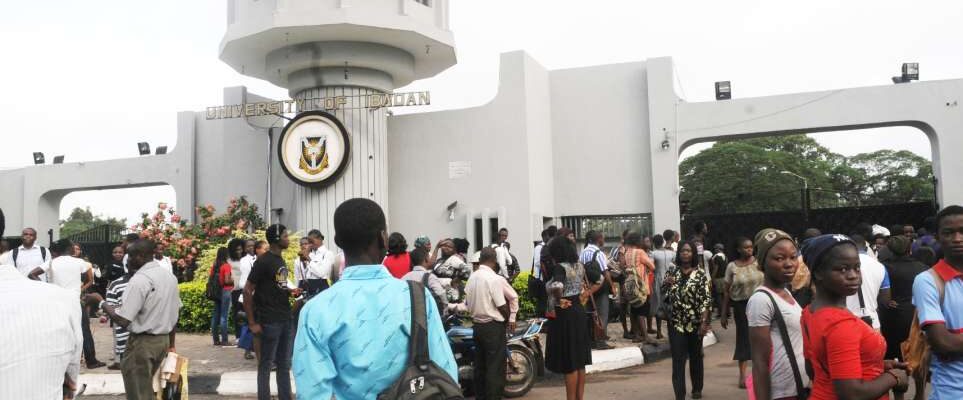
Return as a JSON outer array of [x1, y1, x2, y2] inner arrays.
[[491, 228, 512, 279], [845, 235, 891, 330], [305, 230, 335, 293], [48, 239, 105, 369], [465, 248, 512, 400], [0, 262, 84, 400], [0, 227, 51, 280], [153, 242, 174, 276]]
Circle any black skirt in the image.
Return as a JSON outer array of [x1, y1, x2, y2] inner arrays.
[[545, 296, 593, 374], [631, 298, 651, 317], [732, 300, 751, 361]]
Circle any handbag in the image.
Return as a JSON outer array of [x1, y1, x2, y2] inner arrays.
[[583, 272, 607, 341], [754, 289, 810, 400], [656, 266, 675, 321]]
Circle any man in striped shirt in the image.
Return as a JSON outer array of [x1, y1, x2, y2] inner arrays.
[[105, 272, 132, 370]]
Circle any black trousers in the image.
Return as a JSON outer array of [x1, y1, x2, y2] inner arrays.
[[230, 290, 242, 340], [81, 303, 99, 364], [473, 321, 507, 400], [668, 327, 704, 400]]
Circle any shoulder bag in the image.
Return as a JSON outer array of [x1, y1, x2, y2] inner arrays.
[[755, 288, 810, 400]]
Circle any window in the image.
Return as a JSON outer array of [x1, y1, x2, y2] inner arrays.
[[561, 214, 653, 243]]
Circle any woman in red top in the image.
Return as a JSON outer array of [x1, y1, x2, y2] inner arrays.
[[800, 234, 907, 400], [382, 232, 411, 279], [210, 247, 234, 346]]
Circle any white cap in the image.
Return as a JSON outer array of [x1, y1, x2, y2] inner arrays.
[[469, 251, 481, 264], [872, 224, 891, 238]]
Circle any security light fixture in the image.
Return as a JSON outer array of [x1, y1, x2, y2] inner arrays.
[[137, 142, 150, 156], [715, 81, 731, 100], [155, 146, 168, 155], [33, 152, 45, 165], [892, 63, 919, 84], [661, 139, 671, 150], [447, 201, 458, 221], [52, 155, 64, 164]]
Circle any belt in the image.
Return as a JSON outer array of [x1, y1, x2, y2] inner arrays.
[[131, 332, 168, 336]]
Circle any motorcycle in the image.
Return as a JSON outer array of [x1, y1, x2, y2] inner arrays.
[[446, 315, 546, 398]]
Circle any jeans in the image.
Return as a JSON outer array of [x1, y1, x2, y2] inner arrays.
[[81, 303, 99, 364], [668, 327, 704, 400], [211, 289, 231, 344], [257, 321, 293, 400], [473, 321, 507, 400]]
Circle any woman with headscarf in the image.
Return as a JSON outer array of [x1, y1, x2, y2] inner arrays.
[[801, 234, 908, 400], [747, 229, 809, 399], [663, 241, 712, 400], [879, 235, 930, 360]]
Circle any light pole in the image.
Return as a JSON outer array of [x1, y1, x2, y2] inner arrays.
[[781, 171, 809, 222]]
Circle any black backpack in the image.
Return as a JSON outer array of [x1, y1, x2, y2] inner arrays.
[[378, 281, 464, 400], [583, 250, 605, 292], [205, 266, 221, 301], [12, 246, 48, 265]]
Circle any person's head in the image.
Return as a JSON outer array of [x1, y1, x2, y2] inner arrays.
[[936, 205, 963, 262], [299, 237, 312, 254], [803, 234, 861, 298], [265, 224, 290, 251], [452, 238, 470, 254], [675, 241, 698, 267], [50, 238, 72, 258], [692, 220, 708, 236], [620, 229, 631, 244], [254, 240, 269, 257], [438, 239, 455, 257], [496, 228, 509, 244], [21, 227, 37, 247], [755, 229, 798, 286], [410, 247, 429, 270], [652, 234, 665, 249], [126, 239, 156, 271], [887, 235, 912, 257], [123, 233, 140, 249], [913, 246, 937, 267], [642, 235, 653, 251], [479, 247, 497, 268], [0, 239, 9, 254], [585, 230, 604, 247], [333, 198, 387, 262], [917, 227, 929, 237], [547, 235, 578, 264], [557, 227, 575, 243], [227, 238, 245, 261], [214, 247, 230, 267], [413, 236, 431, 253], [546, 225, 558, 239], [662, 229, 675, 244], [874, 235, 888, 248], [72, 243, 83, 258], [541, 229, 551, 243], [624, 230, 643, 248], [734, 236, 753, 260], [153, 242, 165, 259], [850, 234, 867, 252], [854, 223, 873, 243], [712, 243, 725, 254], [111, 245, 125, 262], [387, 232, 407, 256], [244, 239, 256, 256], [307, 229, 325, 250]]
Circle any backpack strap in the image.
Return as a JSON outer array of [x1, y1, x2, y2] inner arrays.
[[40, 247, 47, 261], [406, 280, 431, 368], [12, 248, 18, 265], [757, 288, 807, 397], [929, 268, 946, 307]]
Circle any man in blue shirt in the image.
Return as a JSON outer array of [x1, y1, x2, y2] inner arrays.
[[293, 198, 457, 399]]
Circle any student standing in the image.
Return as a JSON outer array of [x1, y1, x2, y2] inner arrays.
[[105, 268, 132, 371], [465, 247, 512, 400], [747, 229, 809, 400], [243, 224, 301, 400], [544, 234, 593, 400], [0, 227, 51, 280], [720, 236, 763, 387], [650, 234, 676, 340], [801, 234, 907, 400], [209, 247, 234, 346], [292, 199, 457, 398], [663, 241, 712, 400], [49, 239, 105, 369]]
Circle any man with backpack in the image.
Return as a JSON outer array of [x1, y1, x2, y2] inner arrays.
[[912, 205, 963, 399], [0, 227, 51, 280], [581, 230, 613, 350], [292, 198, 459, 399]]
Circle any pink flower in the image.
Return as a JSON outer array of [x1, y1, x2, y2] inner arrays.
[[171, 214, 181, 223], [158, 202, 168, 210]]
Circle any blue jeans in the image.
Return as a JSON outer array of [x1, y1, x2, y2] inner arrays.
[[257, 321, 293, 400], [211, 289, 231, 344]]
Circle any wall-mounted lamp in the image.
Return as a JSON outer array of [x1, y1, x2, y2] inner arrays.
[[137, 142, 150, 156], [661, 139, 670, 150], [52, 155, 65, 164], [715, 81, 731, 100], [33, 152, 45, 165], [892, 62, 919, 84], [447, 201, 458, 222], [155, 146, 168, 155]]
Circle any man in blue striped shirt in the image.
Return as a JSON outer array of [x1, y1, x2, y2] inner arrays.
[[580, 230, 611, 349], [293, 198, 457, 399]]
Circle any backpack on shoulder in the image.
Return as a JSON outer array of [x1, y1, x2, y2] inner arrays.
[[12, 246, 48, 265], [378, 280, 464, 400], [205, 267, 222, 302], [901, 268, 946, 390]]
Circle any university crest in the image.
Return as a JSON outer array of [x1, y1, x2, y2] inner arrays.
[[299, 136, 329, 175]]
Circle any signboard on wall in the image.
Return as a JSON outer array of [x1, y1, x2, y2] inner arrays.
[[277, 111, 351, 188]]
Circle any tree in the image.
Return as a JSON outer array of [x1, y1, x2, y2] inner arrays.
[[680, 135, 934, 214], [59, 207, 127, 238]]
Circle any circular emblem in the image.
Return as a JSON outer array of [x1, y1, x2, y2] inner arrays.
[[277, 111, 351, 188]]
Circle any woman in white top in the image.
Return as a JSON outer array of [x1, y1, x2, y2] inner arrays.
[[747, 229, 809, 400]]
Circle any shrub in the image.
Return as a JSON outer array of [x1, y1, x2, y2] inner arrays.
[[512, 272, 537, 320]]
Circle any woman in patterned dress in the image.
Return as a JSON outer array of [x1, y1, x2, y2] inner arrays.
[[663, 241, 713, 400]]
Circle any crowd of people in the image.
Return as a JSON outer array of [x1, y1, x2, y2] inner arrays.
[[2, 201, 963, 400]]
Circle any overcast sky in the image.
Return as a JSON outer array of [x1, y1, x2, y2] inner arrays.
[[1, 0, 953, 225]]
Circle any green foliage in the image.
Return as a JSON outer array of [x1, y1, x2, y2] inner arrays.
[[679, 134, 934, 214], [59, 207, 126, 238], [176, 280, 216, 334], [512, 272, 536, 320]]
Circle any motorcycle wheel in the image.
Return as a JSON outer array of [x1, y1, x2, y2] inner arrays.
[[504, 345, 536, 398]]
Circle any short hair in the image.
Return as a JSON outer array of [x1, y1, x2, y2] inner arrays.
[[22, 227, 37, 236], [540, 229, 550, 242], [652, 234, 665, 248], [853, 223, 873, 239], [452, 238, 470, 254], [802, 228, 822, 241], [479, 247, 497, 264], [936, 205, 963, 230], [50, 238, 73, 254], [499, 228, 508, 234], [410, 248, 428, 268], [128, 239, 156, 258], [333, 198, 386, 255], [546, 225, 558, 238], [307, 229, 324, 241], [547, 235, 578, 264], [227, 238, 245, 260], [299, 237, 311, 245], [675, 240, 700, 267], [266, 224, 287, 245], [662, 229, 675, 241], [387, 232, 407, 255], [624, 230, 643, 247], [693, 220, 708, 234], [125, 233, 140, 242], [255, 240, 268, 250], [585, 230, 603, 244]]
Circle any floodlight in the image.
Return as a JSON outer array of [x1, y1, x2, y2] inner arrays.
[[155, 146, 168, 155], [53, 155, 64, 164], [33, 152, 45, 165], [902, 63, 919, 81], [137, 142, 150, 156], [715, 81, 731, 100]]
